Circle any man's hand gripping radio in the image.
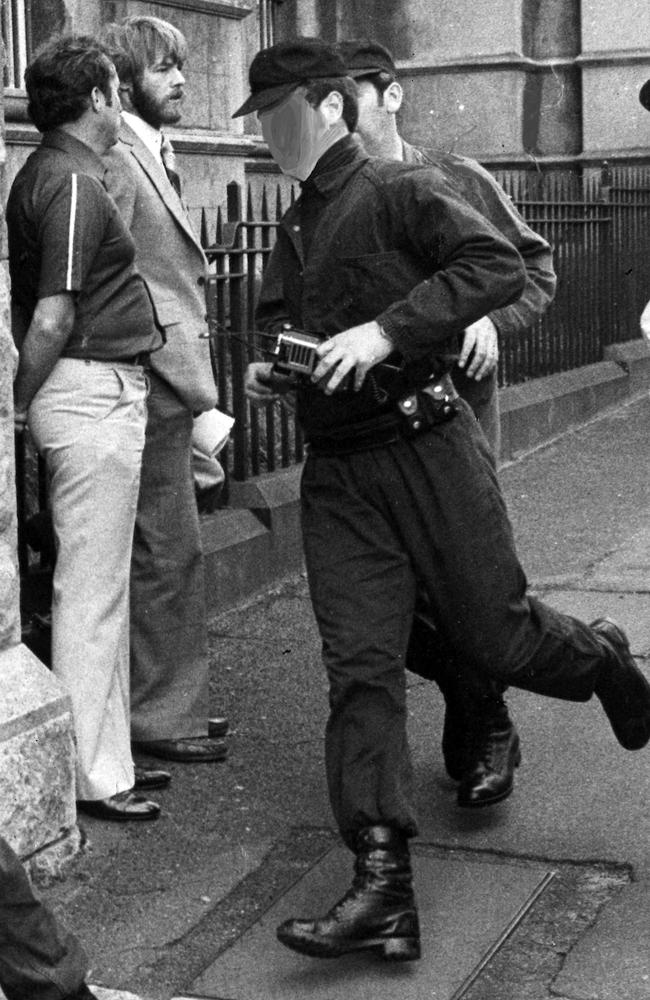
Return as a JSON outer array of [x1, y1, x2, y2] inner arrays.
[[260, 324, 458, 435]]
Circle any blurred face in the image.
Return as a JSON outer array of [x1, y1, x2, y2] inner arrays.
[[259, 86, 347, 181], [259, 88, 331, 180], [132, 55, 185, 128]]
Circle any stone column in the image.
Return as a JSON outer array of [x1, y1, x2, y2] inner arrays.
[[0, 44, 79, 877]]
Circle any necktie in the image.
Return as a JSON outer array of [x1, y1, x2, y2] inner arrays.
[[160, 134, 182, 197]]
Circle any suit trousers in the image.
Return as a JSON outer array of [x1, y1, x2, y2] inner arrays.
[[29, 359, 146, 801], [0, 836, 87, 1000], [301, 401, 608, 847], [129, 373, 209, 740]]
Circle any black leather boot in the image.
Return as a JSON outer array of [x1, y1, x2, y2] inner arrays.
[[457, 720, 521, 807], [591, 618, 650, 750], [456, 695, 521, 808], [276, 826, 421, 961]]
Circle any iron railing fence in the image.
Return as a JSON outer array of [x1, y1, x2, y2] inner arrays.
[[14, 162, 650, 574], [492, 165, 650, 384], [201, 181, 304, 492]]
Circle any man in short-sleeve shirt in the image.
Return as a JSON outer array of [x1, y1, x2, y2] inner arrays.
[[9, 131, 158, 361], [8, 35, 164, 821]]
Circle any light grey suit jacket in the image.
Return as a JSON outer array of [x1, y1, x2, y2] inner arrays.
[[104, 121, 218, 412]]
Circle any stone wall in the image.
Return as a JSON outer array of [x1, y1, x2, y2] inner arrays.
[[4, 0, 261, 217], [274, 0, 650, 163], [581, 0, 650, 157]]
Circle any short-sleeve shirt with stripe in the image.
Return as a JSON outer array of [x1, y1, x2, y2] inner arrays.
[[7, 129, 162, 360]]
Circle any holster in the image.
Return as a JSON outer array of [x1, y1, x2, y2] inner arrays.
[[396, 375, 459, 437]]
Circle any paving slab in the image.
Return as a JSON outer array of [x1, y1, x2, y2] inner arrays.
[[584, 523, 650, 593], [553, 880, 650, 1000], [184, 846, 552, 1000]]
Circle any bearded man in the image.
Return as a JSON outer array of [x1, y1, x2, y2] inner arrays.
[[101, 15, 229, 768]]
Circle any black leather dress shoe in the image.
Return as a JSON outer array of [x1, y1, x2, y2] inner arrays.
[[77, 790, 160, 822], [134, 765, 171, 790], [132, 737, 228, 762], [592, 618, 650, 750], [457, 726, 521, 808]]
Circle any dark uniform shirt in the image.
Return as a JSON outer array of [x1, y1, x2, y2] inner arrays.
[[256, 135, 526, 436], [7, 129, 162, 360], [401, 141, 556, 338]]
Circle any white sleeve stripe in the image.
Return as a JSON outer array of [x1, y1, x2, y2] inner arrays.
[[66, 173, 78, 290]]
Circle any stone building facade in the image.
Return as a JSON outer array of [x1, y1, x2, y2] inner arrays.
[[3, 1, 650, 216], [273, 0, 650, 164]]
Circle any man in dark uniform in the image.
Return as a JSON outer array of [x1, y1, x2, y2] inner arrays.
[[239, 38, 650, 963], [337, 40, 558, 809], [0, 836, 95, 1000]]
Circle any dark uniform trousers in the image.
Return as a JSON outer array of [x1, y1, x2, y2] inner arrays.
[[0, 837, 87, 1000], [406, 366, 502, 704], [301, 402, 607, 848], [130, 372, 209, 740], [452, 366, 499, 457]]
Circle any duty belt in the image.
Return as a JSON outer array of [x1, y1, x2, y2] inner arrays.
[[306, 374, 459, 457]]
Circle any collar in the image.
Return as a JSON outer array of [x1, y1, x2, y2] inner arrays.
[[41, 130, 107, 180], [301, 134, 369, 199], [122, 111, 163, 162], [401, 139, 427, 165]]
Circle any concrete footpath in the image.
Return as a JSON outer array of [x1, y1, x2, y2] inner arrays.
[[23, 391, 650, 1000]]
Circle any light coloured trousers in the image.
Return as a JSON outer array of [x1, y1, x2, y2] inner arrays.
[[29, 358, 147, 801]]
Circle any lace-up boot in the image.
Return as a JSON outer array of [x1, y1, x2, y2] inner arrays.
[[276, 825, 420, 960]]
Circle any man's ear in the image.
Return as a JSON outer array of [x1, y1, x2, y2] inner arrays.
[[90, 85, 104, 113], [320, 90, 344, 126], [384, 81, 403, 115]]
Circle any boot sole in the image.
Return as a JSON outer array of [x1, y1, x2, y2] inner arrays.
[[276, 928, 421, 961]]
